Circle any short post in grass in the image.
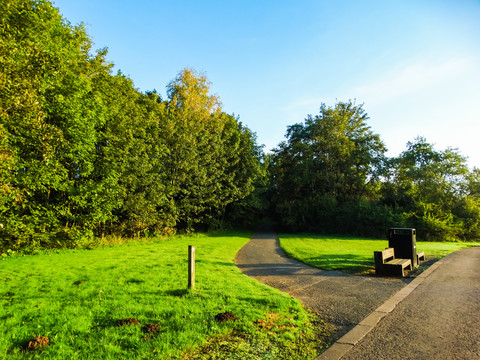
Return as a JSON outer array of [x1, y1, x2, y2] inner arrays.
[[188, 245, 195, 290]]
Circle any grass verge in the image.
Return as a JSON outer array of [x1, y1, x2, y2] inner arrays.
[[279, 234, 480, 274], [0, 231, 329, 359]]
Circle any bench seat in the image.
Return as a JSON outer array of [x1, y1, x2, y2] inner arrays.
[[374, 248, 412, 277], [417, 251, 425, 263]]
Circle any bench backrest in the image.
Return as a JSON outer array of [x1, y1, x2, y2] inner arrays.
[[373, 248, 395, 264], [377, 247, 395, 263]]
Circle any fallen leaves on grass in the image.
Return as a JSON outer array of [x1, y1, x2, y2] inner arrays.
[[118, 318, 140, 326], [25, 336, 49, 351], [214, 311, 237, 322], [141, 323, 162, 334], [255, 313, 294, 330]]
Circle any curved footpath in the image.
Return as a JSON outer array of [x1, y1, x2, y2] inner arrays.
[[235, 233, 480, 360], [235, 233, 408, 339]]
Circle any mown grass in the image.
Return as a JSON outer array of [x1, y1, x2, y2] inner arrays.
[[279, 234, 480, 274], [0, 231, 328, 359]]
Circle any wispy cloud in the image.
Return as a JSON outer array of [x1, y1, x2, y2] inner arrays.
[[352, 57, 473, 105]]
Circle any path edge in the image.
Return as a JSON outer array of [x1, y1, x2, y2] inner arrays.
[[316, 260, 444, 360]]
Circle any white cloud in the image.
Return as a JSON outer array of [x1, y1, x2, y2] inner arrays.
[[353, 55, 480, 168], [352, 57, 473, 105]]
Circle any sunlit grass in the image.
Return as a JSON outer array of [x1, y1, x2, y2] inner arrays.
[[279, 234, 480, 273], [0, 231, 327, 359]]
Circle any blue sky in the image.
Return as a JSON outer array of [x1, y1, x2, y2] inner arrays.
[[53, 0, 480, 168]]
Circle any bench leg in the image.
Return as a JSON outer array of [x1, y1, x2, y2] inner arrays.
[[374, 253, 385, 275], [398, 264, 411, 277], [386, 265, 406, 277]]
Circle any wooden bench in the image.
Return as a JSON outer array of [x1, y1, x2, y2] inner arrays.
[[374, 248, 412, 277], [417, 251, 425, 264]]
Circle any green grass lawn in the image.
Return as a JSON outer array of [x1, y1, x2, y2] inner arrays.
[[279, 234, 480, 274], [0, 231, 327, 359]]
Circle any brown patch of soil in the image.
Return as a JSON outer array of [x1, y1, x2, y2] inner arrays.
[[118, 318, 140, 326], [214, 311, 237, 322], [255, 313, 283, 330], [25, 336, 49, 351], [141, 323, 162, 334]]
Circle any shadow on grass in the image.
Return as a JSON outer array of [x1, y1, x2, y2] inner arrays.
[[182, 230, 252, 239], [9, 339, 31, 355], [238, 296, 278, 307], [301, 254, 374, 273], [91, 312, 118, 329], [164, 289, 189, 297], [195, 260, 235, 267], [125, 278, 145, 284], [237, 261, 352, 278]]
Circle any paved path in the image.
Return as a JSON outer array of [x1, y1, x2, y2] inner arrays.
[[235, 232, 409, 338], [340, 246, 480, 360], [236, 233, 480, 360]]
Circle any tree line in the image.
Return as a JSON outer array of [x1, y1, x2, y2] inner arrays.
[[268, 102, 480, 241], [0, 0, 263, 251], [1, 0, 479, 252]]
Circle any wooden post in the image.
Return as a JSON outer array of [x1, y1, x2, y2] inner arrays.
[[188, 245, 195, 289]]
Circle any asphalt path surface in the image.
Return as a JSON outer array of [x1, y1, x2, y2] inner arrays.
[[235, 232, 409, 338], [342, 246, 480, 360]]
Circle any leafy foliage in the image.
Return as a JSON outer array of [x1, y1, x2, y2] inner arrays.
[[269, 106, 480, 241], [1, 0, 108, 249], [1, 0, 479, 250], [270, 101, 387, 234], [163, 69, 262, 231], [0, 1, 262, 252], [383, 137, 477, 240]]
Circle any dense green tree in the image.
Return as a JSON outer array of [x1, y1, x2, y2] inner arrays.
[[8, 1, 478, 250], [163, 69, 222, 229], [164, 69, 262, 230], [0, 0, 109, 248], [458, 169, 480, 239], [222, 130, 269, 228], [269, 106, 480, 240], [386, 137, 473, 240], [90, 76, 174, 237], [270, 101, 387, 233], [1, 2, 264, 251]]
